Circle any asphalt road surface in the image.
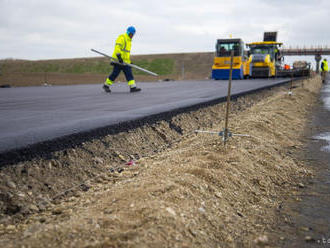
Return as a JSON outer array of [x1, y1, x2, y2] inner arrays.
[[0, 79, 291, 153]]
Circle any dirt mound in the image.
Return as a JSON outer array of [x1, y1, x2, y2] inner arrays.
[[0, 76, 322, 247]]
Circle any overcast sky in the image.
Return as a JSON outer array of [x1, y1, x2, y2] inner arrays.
[[1, 0, 330, 62]]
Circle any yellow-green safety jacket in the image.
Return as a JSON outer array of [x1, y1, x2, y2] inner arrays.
[[112, 33, 132, 64], [321, 60, 328, 72]]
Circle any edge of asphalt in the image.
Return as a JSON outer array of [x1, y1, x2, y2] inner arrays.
[[0, 77, 303, 167]]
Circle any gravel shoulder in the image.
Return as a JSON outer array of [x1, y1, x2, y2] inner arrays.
[[0, 76, 322, 247]]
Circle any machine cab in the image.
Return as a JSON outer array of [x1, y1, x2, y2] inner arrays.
[[247, 43, 281, 62], [215, 39, 245, 58]]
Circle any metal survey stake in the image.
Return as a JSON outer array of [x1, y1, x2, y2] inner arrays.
[[195, 50, 250, 144], [223, 50, 234, 144], [91, 49, 159, 76]]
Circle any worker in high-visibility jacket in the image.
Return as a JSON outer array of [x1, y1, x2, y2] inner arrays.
[[321, 58, 328, 83], [103, 26, 141, 93]]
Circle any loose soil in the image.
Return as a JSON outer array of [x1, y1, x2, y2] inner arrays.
[[0, 76, 323, 247]]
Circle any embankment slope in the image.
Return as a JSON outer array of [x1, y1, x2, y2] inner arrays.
[[0, 52, 214, 86], [0, 76, 322, 247]]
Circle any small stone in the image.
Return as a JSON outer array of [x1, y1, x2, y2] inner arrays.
[[254, 235, 269, 245], [226, 236, 234, 243], [166, 207, 176, 216], [237, 211, 244, 217], [52, 208, 63, 215], [17, 193, 26, 198], [37, 197, 51, 205], [188, 228, 197, 237], [305, 236, 314, 242], [28, 204, 39, 212], [215, 192, 222, 198], [7, 181, 16, 189], [104, 209, 113, 215], [129, 154, 136, 160], [93, 157, 104, 164], [198, 207, 206, 214], [305, 236, 313, 242], [118, 155, 126, 161], [64, 209, 73, 215], [298, 183, 305, 188], [6, 225, 16, 231], [300, 226, 310, 232], [37, 203, 47, 211]]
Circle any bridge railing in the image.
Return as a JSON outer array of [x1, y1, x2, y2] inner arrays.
[[280, 46, 330, 56]]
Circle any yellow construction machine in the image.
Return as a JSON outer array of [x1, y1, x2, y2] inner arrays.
[[212, 38, 248, 80], [246, 32, 282, 78]]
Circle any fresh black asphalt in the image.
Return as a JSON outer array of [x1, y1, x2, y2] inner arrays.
[[0, 79, 292, 153]]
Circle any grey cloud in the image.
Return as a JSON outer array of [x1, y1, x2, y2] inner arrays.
[[0, 0, 329, 60]]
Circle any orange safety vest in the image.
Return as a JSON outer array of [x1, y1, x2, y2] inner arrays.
[[284, 64, 290, 70]]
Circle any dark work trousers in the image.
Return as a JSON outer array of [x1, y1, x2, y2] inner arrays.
[[108, 64, 134, 82]]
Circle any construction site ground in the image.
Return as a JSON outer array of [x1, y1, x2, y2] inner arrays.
[[0, 76, 326, 247]]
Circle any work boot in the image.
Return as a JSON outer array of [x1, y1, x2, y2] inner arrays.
[[130, 87, 141, 93], [103, 84, 111, 93]]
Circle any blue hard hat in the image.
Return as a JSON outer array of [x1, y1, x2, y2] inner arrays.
[[127, 26, 136, 36]]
